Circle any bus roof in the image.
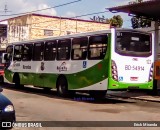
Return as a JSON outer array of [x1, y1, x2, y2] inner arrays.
[[7, 28, 151, 45]]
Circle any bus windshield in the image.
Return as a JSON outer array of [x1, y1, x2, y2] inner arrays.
[[115, 31, 151, 57]]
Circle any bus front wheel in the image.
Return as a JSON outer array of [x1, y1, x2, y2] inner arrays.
[[0, 75, 4, 84], [57, 76, 68, 97], [13, 74, 20, 88]]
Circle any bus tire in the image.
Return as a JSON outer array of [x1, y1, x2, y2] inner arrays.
[[57, 76, 68, 97], [0, 75, 4, 84], [13, 73, 20, 88]]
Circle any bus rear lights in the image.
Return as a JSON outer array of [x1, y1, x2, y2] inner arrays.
[[113, 75, 118, 80], [112, 66, 116, 69], [148, 63, 153, 82], [112, 70, 117, 74], [149, 77, 152, 80], [150, 71, 153, 76], [111, 60, 118, 81]]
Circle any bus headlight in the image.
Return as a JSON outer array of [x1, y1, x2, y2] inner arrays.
[[4, 105, 14, 112]]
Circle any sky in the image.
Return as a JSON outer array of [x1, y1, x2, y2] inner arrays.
[[0, 0, 148, 28]]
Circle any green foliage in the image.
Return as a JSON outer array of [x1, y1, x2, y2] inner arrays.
[[90, 15, 123, 28], [109, 15, 123, 28], [131, 16, 151, 29]]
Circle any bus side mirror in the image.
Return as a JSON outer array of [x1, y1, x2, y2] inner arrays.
[[2, 53, 7, 63]]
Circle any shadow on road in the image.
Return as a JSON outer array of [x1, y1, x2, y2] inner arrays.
[[1, 82, 136, 104]]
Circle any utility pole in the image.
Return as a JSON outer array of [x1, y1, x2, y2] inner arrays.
[[0, 3, 11, 14]]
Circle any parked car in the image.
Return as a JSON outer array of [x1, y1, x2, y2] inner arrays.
[[0, 87, 16, 129], [0, 63, 4, 83]]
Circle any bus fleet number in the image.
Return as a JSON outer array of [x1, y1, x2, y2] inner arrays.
[[125, 65, 144, 71]]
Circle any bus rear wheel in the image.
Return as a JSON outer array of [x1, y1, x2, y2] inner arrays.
[[13, 73, 23, 88], [57, 77, 68, 97], [14, 75, 20, 88], [0, 75, 4, 84]]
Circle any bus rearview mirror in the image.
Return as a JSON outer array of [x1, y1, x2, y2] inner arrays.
[[2, 53, 7, 63]]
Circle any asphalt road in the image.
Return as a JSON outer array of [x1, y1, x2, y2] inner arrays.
[[1, 83, 160, 130]]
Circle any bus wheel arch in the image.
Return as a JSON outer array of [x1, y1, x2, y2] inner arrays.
[[56, 75, 68, 97]]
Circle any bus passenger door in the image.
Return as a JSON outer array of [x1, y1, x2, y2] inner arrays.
[[32, 42, 44, 88]]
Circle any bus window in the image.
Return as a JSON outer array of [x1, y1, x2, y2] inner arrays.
[[71, 37, 88, 60], [22, 44, 33, 61], [13, 45, 23, 61], [44, 41, 57, 61], [6, 46, 13, 54], [5, 45, 13, 63], [88, 34, 108, 60], [33, 42, 44, 61], [0, 50, 5, 63], [57, 39, 71, 60], [116, 31, 151, 57]]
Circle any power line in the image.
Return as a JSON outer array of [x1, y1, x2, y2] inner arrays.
[[72, 11, 109, 18], [0, 0, 82, 16], [2, 9, 123, 28]]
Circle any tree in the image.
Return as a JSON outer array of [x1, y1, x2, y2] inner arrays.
[[90, 15, 123, 28], [131, 17, 139, 29], [131, 16, 151, 29], [109, 15, 123, 28]]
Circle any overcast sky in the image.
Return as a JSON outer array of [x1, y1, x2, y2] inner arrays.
[[0, 0, 149, 28]]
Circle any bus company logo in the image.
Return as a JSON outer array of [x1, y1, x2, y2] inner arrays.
[[57, 62, 67, 72], [130, 77, 138, 81]]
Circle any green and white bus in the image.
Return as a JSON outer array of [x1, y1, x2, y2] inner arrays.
[[2, 28, 154, 97]]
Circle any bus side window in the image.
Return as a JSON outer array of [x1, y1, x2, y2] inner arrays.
[[33, 42, 44, 61], [6, 45, 13, 62], [57, 39, 71, 60], [71, 37, 88, 60], [22, 44, 33, 61], [13, 45, 23, 61], [44, 41, 57, 61], [88, 34, 108, 60]]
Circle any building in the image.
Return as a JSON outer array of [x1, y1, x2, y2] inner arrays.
[[0, 13, 110, 52], [0, 21, 7, 51]]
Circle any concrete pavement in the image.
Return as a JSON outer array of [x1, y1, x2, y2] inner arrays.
[[107, 90, 160, 103]]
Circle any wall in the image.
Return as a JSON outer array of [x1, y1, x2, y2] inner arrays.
[[7, 15, 32, 43], [7, 14, 110, 42]]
